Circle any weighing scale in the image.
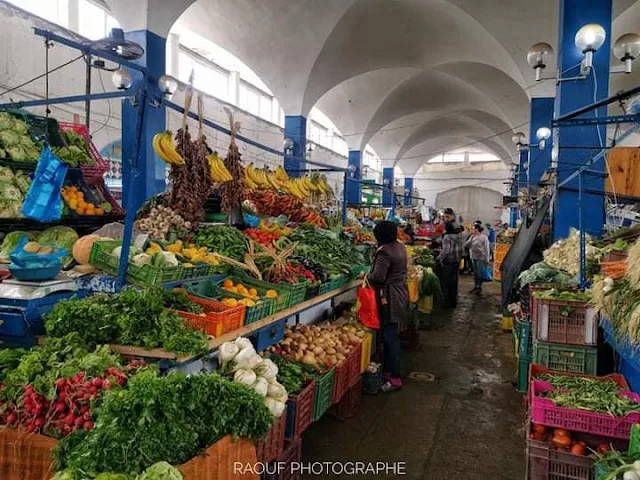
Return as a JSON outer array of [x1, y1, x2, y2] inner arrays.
[[0, 275, 88, 348]]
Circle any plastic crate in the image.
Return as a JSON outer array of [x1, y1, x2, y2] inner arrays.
[[533, 296, 597, 346], [329, 376, 362, 421], [528, 363, 630, 391], [527, 436, 594, 480], [256, 405, 287, 463], [181, 294, 244, 335], [630, 424, 640, 456], [530, 380, 640, 439], [318, 275, 346, 295], [349, 264, 370, 279], [312, 368, 335, 421], [360, 332, 372, 373], [517, 357, 531, 394], [253, 319, 286, 352], [232, 273, 290, 314], [180, 263, 210, 280], [187, 279, 272, 325], [332, 360, 350, 404], [285, 380, 315, 440], [533, 341, 597, 374], [263, 439, 302, 480], [528, 284, 578, 324], [175, 310, 223, 337], [305, 283, 319, 300], [347, 343, 362, 386], [58, 122, 108, 180], [517, 319, 534, 359], [277, 280, 309, 308]]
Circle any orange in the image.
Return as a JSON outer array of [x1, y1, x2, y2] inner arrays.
[[223, 298, 238, 308], [265, 289, 278, 299], [223, 279, 234, 289], [68, 199, 78, 209], [76, 207, 86, 215], [95, 208, 104, 215], [78, 200, 87, 209], [76, 191, 84, 199], [248, 288, 258, 297], [86, 208, 96, 216]]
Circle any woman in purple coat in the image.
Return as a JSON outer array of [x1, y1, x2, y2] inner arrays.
[[367, 221, 409, 392]]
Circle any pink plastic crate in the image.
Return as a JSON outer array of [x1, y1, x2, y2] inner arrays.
[[531, 380, 640, 439], [58, 122, 108, 180]]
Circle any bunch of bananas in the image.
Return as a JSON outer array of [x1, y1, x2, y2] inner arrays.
[[244, 164, 331, 200], [152, 131, 185, 166], [207, 152, 233, 183]]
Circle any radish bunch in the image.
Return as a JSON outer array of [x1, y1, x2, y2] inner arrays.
[[1, 360, 145, 437]]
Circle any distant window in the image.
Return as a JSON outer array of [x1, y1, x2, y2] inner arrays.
[[7, 0, 69, 27], [469, 153, 500, 162], [79, 0, 118, 40], [178, 48, 230, 103]]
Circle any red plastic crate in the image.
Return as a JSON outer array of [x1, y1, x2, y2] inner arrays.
[[530, 380, 640, 439], [256, 405, 287, 464], [263, 439, 302, 480], [175, 310, 223, 338], [186, 294, 245, 334], [329, 376, 362, 421], [58, 122, 108, 180], [285, 380, 315, 440], [529, 364, 630, 394], [347, 343, 362, 387], [332, 360, 350, 404], [532, 296, 597, 346]]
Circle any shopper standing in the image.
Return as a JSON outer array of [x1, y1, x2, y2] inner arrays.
[[367, 221, 409, 393], [485, 223, 496, 260], [437, 221, 463, 308], [466, 223, 491, 295]]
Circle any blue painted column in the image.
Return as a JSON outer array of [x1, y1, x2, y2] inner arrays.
[[346, 150, 362, 206], [121, 30, 167, 212], [528, 97, 555, 184], [553, 0, 611, 240], [382, 167, 394, 207], [403, 177, 413, 207], [284, 116, 306, 177]]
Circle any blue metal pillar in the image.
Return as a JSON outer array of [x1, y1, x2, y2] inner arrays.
[[284, 116, 306, 177], [382, 168, 394, 207], [528, 97, 555, 184], [346, 150, 362, 206], [403, 177, 413, 207], [553, 0, 611, 240], [121, 30, 167, 212]]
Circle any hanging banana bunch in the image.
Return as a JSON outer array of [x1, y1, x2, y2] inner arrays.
[[152, 131, 185, 165], [207, 151, 233, 183]]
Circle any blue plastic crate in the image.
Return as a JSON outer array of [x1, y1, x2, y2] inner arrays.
[[252, 318, 286, 352], [602, 317, 640, 393]]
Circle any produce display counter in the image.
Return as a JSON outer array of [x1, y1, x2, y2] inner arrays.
[[108, 280, 360, 367]]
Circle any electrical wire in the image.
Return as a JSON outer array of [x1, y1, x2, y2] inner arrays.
[[0, 54, 84, 99]]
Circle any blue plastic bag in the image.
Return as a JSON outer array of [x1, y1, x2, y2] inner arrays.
[[9, 236, 68, 269], [482, 264, 493, 282], [21, 146, 67, 222], [243, 213, 260, 228]]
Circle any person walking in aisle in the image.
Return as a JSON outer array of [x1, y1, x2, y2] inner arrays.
[[485, 222, 496, 260], [437, 221, 463, 308], [366, 221, 409, 393], [467, 222, 491, 295]]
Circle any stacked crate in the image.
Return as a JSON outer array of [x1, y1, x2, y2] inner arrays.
[[531, 289, 598, 375]]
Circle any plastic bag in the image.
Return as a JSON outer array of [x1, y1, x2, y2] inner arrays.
[[356, 277, 380, 329], [21, 146, 67, 222], [9, 236, 67, 269], [482, 264, 493, 282]]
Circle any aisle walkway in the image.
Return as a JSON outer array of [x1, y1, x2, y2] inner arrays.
[[302, 276, 525, 479]]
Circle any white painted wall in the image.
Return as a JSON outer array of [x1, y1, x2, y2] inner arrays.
[[0, 1, 349, 189]]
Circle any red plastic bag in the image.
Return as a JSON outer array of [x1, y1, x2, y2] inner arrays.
[[356, 277, 380, 329]]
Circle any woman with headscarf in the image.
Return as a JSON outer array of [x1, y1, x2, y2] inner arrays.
[[466, 223, 491, 295], [437, 221, 463, 307], [366, 220, 408, 392]]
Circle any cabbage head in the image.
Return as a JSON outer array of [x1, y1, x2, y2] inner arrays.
[[38, 226, 79, 268], [0, 231, 33, 262], [138, 462, 183, 480]]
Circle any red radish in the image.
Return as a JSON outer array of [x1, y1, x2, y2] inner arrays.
[[55, 378, 67, 389], [7, 414, 16, 425], [92, 378, 103, 388], [83, 421, 94, 430], [55, 402, 66, 413], [102, 380, 111, 390], [82, 412, 91, 421], [34, 418, 44, 427], [80, 406, 89, 414], [74, 417, 84, 427]]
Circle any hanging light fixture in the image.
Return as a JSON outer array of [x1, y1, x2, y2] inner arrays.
[[511, 132, 526, 152], [613, 33, 640, 73], [527, 43, 554, 81], [574, 24, 606, 69], [111, 69, 132, 90], [283, 137, 294, 156], [158, 75, 179, 97], [536, 127, 552, 150]]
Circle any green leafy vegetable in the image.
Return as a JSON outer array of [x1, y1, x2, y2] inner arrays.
[[0, 230, 33, 261], [162, 289, 203, 314], [191, 225, 248, 260]]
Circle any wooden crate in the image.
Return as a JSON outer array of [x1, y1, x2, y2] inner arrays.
[[0, 427, 258, 480]]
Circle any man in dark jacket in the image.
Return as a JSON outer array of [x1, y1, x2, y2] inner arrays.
[[437, 221, 463, 307], [367, 221, 408, 392]]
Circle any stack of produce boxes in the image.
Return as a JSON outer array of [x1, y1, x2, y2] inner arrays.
[[531, 289, 597, 376], [526, 365, 639, 479]]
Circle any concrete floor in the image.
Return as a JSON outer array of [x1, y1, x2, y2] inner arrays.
[[302, 276, 526, 479]]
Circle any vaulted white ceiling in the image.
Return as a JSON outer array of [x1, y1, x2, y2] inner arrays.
[[105, 0, 640, 170]]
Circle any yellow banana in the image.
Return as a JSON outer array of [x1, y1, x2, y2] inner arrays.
[[275, 166, 289, 182], [160, 132, 185, 166], [214, 155, 233, 182], [246, 164, 260, 184], [303, 176, 318, 192], [152, 133, 173, 164], [243, 177, 258, 189]]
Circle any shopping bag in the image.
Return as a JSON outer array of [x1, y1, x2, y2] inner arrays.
[[21, 146, 67, 222], [482, 264, 493, 282], [356, 277, 380, 329], [407, 278, 419, 303]]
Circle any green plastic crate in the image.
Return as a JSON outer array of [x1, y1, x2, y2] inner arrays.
[[89, 240, 182, 286], [517, 357, 531, 393], [533, 341, 597, 374], [349, 264, 370, 279], [186, 279, 272, 325], [312, 367, 335, 421], [517, 319, 533, 359], [233, 271, 292, 313], [630, 424, 640, 457], [277, 280, 309, 307], [318, 275, 347, 295]]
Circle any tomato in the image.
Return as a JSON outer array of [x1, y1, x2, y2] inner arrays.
[[597, 443, 611, 454], [553, 429, 570, 438], [570, 444, 586, 455], [530, 431, 545, 441], [532, 424, 547, 435], [552, 435, 572, 449]]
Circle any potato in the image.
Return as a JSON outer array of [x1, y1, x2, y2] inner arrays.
[[326, 347, 336, 355], [312, 346, 324, 355], [24, 241, 41, 253]]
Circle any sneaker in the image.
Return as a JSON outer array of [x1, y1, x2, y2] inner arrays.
[[469, 287, 478, 293], [475, 289, 482, 296], [380, 378, 403, 393]]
